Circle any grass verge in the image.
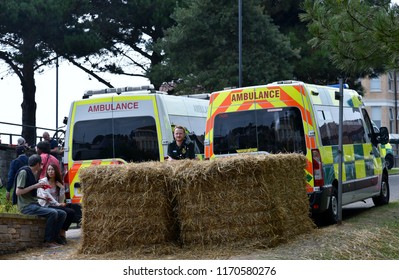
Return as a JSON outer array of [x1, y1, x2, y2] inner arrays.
[[246, 201, 399, 260], [388, 167, 399, 175]]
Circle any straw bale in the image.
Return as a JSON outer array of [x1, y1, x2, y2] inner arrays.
[[175, 154, 315, 246], [79, 162, 175, 254], [78, 153, 315, 255]]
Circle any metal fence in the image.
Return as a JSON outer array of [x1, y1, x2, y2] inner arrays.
[[0, 121, 59, 146]]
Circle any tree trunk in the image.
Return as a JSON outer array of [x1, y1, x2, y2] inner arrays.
[[20, 61, 37, 147]]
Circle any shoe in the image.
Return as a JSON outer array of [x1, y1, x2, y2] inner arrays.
[[60, 236, 67, 244], [43, 242, 61, 248], [54, 236, 66, 245]]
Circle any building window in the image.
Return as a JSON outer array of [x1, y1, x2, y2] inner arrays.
[[390, 108, 394, 121], [370, 77, 381, 92], [371, 106, 381, 128], [388, 72, 394, 92], [388, 72, 399, 92]]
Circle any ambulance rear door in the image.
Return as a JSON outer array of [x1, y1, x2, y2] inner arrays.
[[66, 94, 162, 203], [206, 87, 257, 158]]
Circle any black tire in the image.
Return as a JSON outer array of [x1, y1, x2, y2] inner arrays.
[[324, 189, 339, 225], [372, 174, 390, 206], [385, 154, 394, 170]]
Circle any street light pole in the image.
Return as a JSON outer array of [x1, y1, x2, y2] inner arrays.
[[337, 78, 344, 225], [56, 57, 59, 141], [394, 70, 397, 134], [238, 0, 242, 87]]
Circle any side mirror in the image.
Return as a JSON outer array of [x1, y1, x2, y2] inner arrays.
[[378, 127, 389, 145]]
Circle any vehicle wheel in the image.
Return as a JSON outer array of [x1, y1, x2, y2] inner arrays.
[[372, 174, 390, 206], [385, 154, 394, 170], [324, 189, 338, 224]]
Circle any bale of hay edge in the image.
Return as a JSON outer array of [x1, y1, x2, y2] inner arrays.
[[79, 162, 175, 254]]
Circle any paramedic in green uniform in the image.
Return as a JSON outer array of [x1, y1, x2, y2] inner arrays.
[[167, 125, 195, 160]]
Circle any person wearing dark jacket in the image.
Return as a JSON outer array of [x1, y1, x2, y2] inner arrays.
[[6, 145, 29, 204], [167, 125, 196, 160]]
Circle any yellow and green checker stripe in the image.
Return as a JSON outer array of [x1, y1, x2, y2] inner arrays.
[[320, 143, 383, 186]]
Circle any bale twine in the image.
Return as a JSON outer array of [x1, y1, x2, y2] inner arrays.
[[79, 162, 175, 254]]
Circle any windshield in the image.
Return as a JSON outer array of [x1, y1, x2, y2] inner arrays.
[[72, 116, 159, 162], [213, 107, 306, 155]]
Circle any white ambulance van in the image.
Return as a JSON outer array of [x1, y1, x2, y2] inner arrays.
[[204, 81, 390, 223], [63, 85, 208, 204]]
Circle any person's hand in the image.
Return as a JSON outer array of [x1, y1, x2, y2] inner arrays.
[[5, 191, 11, 201], [167, 156, 174, 161], [59, 203, 66, 207], [36, 181, 47, 189]]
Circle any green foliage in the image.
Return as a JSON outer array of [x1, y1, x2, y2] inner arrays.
[[301, 0, 399, 75], [151, 0, 299, 93], [0, 187, 19, 214], [85, 0, 181, 85], [0, 0, 109, 144], [262, 0, 360, 86]]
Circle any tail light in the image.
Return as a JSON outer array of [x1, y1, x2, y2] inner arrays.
[[63, 163, 71, 203], [312, 149, 324, 187]]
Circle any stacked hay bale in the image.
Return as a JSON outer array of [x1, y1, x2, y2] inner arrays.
[[171, 154, 314, 246], [78, 153, 315, 254], [79, 162, 175, 254]]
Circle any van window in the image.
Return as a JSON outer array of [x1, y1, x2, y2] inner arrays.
[[316, 106, 367, 145], [72, 116, 159, 162], [213, 107, 306, 154], [169, 115, 206, 153]]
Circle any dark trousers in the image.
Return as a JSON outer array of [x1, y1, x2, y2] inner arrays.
[[21, 203, 66, 242], [49, 205, 76, 231]]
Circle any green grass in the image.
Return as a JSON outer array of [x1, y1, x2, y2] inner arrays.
[[388, 167, 399, 175], [255, 201, 399, 260], [0, 185, 19, 214]]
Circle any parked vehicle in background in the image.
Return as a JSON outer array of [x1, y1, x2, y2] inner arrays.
[[382, 143, 394, 170], [63, 85, 208, 204], [205, 80, 390, 224], [371, 122, 395, 170]]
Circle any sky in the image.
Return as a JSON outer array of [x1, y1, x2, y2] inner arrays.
[[0, 62, 149, 144]]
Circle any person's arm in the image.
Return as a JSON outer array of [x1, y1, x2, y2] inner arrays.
[[37, 178, 60, 206], [44, 189, 60, 206], [16, 181, 44, 196], [167, 143, 175, 161], [37, 188, 51, 206], [187, 142, 196, 159], [56, 181, 66, 203]]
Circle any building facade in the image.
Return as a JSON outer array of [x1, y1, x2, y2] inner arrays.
[[361, 72, 399, 134]]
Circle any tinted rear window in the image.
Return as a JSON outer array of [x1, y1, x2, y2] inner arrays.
[[213, 107, 306, 155], [72, 116, 159, 162]]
